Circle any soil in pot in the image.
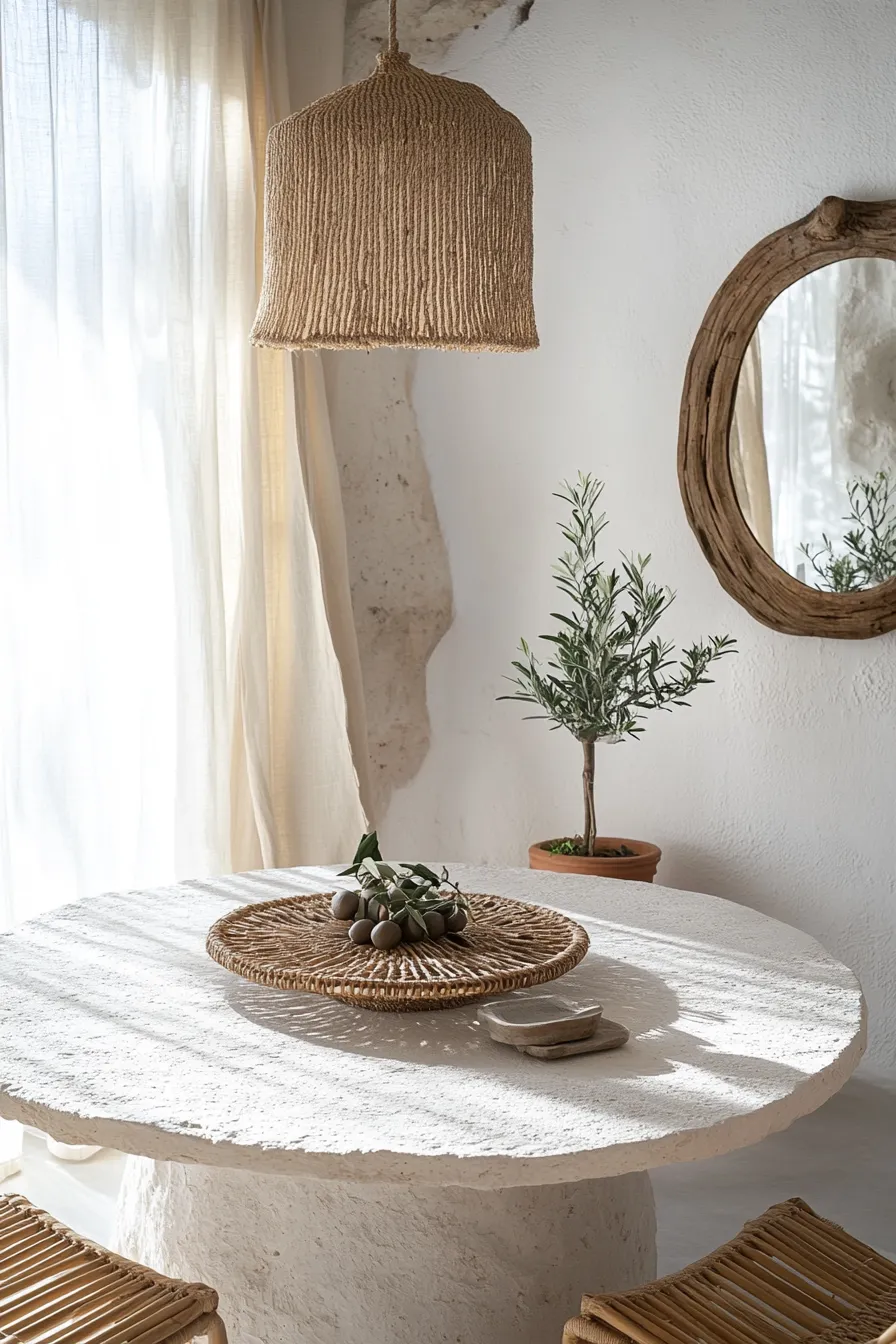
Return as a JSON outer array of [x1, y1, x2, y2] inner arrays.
[[529, 837, 661, 883]]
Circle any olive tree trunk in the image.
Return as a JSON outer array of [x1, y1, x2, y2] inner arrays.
[[582, 739, 596, 856]]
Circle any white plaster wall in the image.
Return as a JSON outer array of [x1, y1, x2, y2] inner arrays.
[[284, 3, 456, 821], [382, 0, 896, 1072], [345, 0, 506, 82], [283, 0, 346, 107]]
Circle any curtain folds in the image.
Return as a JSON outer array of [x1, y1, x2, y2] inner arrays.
[[735, 259, 896, 580], [0, 0, 367, 929], [236, 0, 372, 869], [730, 333, 774, 555]]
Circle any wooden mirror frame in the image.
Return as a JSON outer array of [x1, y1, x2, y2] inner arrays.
[[678, 196, 896, 639]]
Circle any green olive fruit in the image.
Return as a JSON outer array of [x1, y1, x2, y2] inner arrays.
[[331, 889, 360, 921], [445, 908, 468, 932], [423, 911, 446, 939], [370, 920, 403, 950], [403, 917, 426, 943], [348, 918, 375, 944]]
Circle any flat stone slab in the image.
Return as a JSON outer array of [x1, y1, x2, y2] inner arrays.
[[0, 866, 864, 1187]]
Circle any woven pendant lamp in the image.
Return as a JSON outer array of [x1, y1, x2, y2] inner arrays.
[[250, 0, 538, 353]]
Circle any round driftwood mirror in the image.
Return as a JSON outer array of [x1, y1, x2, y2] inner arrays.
[[679, 196, 896, 638]]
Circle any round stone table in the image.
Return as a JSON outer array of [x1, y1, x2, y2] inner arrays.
[[0, 866, 864, 1344]]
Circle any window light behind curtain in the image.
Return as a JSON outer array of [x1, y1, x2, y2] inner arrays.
[[0, 0, 368, 934], [741, 258, 896, 579]]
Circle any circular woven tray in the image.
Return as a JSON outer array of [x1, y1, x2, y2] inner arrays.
[[207, 892, 589, 1012]]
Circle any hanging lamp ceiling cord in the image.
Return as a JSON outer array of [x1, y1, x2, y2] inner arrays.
[[388, 0, 398, 54]]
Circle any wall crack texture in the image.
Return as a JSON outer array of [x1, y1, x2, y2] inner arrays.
[[345, 0, 506, 80]]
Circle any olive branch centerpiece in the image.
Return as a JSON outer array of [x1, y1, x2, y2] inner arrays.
[[331, 831, 470, 950]]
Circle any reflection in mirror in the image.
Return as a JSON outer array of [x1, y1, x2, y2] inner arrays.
[[730, 257, 896, 591]]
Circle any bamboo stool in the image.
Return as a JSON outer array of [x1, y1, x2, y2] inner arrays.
[[563, 1198, 896, 1344], [0, 1193, 227, 1343]]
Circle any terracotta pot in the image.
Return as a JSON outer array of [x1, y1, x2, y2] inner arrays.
[[528, 837, 661, 883]]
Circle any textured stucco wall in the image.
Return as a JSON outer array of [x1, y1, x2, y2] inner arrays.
[[345, 0, 507, 82], [283, 0, 347, 105], [322, 3, 536, 820], [379, 0, 896, 1072], [323, 352, 452, 820], [284, 1, 464, 821], [325, 2, 520, 819]]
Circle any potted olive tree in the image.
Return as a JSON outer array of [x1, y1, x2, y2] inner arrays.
[[501, 474, 735, 881]]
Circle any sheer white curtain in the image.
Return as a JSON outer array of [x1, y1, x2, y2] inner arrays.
[[755, 258, 896, 579], [757, 263, 844, 578], [0, 0, 367, 920]]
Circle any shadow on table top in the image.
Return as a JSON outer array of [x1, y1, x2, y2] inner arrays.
[[220, 950, 695, 1077]]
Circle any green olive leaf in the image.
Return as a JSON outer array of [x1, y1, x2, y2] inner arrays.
[[349, 832, 378, 867], [402, 862, 441, 887]]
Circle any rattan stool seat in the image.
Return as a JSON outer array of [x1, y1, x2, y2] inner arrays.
[[563, 1198, 896, 1344], [0, 1193, 226, 1344]]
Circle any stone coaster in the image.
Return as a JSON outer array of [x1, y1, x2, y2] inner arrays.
[[517, 1018, 630, 1059], [478, 995, 602, 1046]]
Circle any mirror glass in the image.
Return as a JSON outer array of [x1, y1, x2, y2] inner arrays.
[[729, 257, 896, 591]]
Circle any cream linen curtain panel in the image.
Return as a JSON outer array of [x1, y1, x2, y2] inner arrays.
[[0, 0, 367, 935], [241, 0, 372, 869], [730, 333, 774, 555]]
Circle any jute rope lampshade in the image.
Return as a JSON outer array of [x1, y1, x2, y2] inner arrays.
[[250, 0, 538, 353]]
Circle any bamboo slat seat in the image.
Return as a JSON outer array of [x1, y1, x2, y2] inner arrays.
[[563, 1199, 896, 1344], [0, 1193, 227, 1344]]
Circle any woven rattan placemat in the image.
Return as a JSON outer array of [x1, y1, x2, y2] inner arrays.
[[207, 892, 589, 1011]]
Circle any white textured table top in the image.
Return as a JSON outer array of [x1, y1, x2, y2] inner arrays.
[[0, 866, 864, 1187]]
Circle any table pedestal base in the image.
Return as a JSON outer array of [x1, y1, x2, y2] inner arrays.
[[115, 1157, 656, 1344]]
